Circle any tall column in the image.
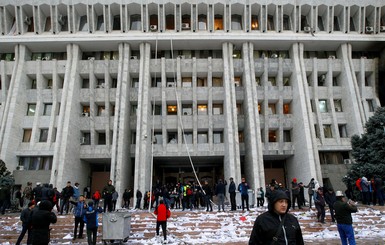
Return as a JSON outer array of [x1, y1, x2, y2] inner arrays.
[[133, 43, 153, 203], [111, 43, 134, 205], [289, 43, 321, 184], [242, 42, 265, 192], [222, 42, 241, 185]]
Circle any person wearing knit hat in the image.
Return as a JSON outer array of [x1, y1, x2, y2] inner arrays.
[[334, 190, 358, 245], [291, 177, 302, 209], [249, 190, 304, 244], [84, 200, 103, 245], [16, 201, 35, 245]]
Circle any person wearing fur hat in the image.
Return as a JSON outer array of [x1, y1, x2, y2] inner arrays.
[[249, 190, 304, 244], [30, 200, 57, 245]]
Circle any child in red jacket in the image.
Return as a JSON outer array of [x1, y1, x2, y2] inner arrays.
[[154, 199, 171, 243]]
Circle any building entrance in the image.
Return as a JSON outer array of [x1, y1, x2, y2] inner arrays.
[[153, 156, 224, 187], [264, 160, 287, 187]]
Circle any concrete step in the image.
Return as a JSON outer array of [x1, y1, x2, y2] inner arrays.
[[1, 206, 385, 244]]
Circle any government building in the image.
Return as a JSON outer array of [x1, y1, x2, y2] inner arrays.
[[0, 0, 384, 203]]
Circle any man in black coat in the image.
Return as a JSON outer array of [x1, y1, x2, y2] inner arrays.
[[249, 190, 304, 245], [135, 189, 142, 209], [32, 183, 43, 203], [325, 188, 337, 222], [228, 177, 237, 211], [31, 200, 57, 245], [60, 181, 74, 215], [16, 201, 35, 245], [215, 179, 226, 212], [102, 180, 115, 212], [334, 190, 358, 245]]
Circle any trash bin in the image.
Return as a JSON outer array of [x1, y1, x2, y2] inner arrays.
[[102, 211, 131, 244]]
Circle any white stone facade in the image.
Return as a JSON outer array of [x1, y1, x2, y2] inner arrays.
[[0, 0, 384, 204]]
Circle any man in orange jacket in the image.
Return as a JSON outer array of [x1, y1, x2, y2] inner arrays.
[[154, 199, 171, 243]]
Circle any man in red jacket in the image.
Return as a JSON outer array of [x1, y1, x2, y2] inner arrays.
[[154, 199, 171, 243]]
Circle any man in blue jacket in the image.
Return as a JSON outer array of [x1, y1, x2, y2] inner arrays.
[[84, 201, 103, 245], [70, 195, 87, 240], [238, 178, 250, 211]]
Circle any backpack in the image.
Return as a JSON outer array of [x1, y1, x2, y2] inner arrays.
[[23, 186, 32, 199], [47, 189, 54, 199], [93, 192, 101, 200], [186, 187, 193, 196]]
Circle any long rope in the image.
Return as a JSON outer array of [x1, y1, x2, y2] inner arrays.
[[148, 34, 158, 214], [169, 39, 211, 201], [147, 38, 216, 212]]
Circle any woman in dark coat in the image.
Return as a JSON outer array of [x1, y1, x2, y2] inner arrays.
[[31, 200, 57, 245]]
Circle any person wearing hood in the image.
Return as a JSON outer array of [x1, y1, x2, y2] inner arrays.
[[73, 182, 80, 202], [314, 187, 326, 223], [249, 190, 304, 245], [304, 178, 315, 208], [30, 200, 57, 245], [360, 177, 371, 205]]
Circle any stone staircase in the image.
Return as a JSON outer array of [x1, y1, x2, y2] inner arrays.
[[1, 205, 384, 244]]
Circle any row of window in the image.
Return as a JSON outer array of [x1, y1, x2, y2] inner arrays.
[[2, 3, 384, 35], [26, 103, 115, 117], [315, 124, 348, 139], [21, 122, 349, 146], [22, 128, 54, 143], [19, 156, 53, 171], [311, 99, 376, 113], [152, 131, 224, 145], [1, 50, 379, 62], [18, 71, 373, 91], [149, 102, 292, 116], [27, 99, 369, 117], [137, 130, 292, 144], [22, 128, 111, 145], [27, 99, 376, 120]]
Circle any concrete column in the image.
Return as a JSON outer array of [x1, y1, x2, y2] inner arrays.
[[287, 43, 321, 185], [51, 44, 89, 189], [111, 43, 133, 206], [222, 42, 241, 186], [242, 42, 265, 192], [0, 45, 27, 169], [133, 43, 153, 203], [340, 44, 368, 129]]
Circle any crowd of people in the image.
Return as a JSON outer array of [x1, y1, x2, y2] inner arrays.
[[133, 177, 252, 212], [3, 174, 384, 245], [10, 180, 115, 245]]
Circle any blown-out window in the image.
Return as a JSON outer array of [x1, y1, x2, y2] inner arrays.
[[130, 15, 141, 30]]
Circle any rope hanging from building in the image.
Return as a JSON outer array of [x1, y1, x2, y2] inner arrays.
[[147, 37, 215, 212], [169, 38, 206, 194]]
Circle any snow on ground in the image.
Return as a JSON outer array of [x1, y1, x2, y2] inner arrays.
[[125, 205, 385, 244], [1, 205, 384, 244]]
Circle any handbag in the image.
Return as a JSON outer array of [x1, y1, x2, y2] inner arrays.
[[272, 215, 286, 244]]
